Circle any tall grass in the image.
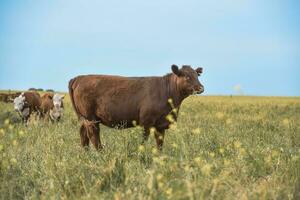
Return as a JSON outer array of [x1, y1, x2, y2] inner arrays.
[[0, 95, 299, 199]]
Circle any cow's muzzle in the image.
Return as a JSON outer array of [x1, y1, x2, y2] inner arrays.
[[194, 86, 204, 94]]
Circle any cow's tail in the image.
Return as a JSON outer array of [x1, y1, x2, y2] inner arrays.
[[68, 77, 81, 119], [69, 77, 99, 145]]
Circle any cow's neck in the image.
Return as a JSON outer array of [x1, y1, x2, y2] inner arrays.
[[165, 74, 187, 108]]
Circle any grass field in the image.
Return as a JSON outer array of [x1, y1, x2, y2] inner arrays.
[[0, 94, 299, 200]]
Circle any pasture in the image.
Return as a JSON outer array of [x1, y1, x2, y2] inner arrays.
[[0, 94, 299, 199]]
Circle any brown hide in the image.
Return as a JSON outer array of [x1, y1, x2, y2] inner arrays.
[[23, 91, 41, 113], [40, 93, 54, 114]]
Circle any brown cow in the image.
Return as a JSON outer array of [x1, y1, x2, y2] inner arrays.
[[13, 91, 41, 123], [69, 65, 204, 150], [40, 93, 54, 116], [40, 93, 64, 121]]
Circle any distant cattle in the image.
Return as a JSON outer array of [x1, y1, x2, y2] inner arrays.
[[14, 92, 65, 122], [40, 93, 64, 121], [50, 94, 64, 121], [40, 93, 54, 116], [13, 91, 41, 123], [0, 92, 21, 103], [69, 64, 204, 150]]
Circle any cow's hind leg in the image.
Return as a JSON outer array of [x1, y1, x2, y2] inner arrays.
[[85, 121, 102, 150], [80, 124, 89, 149]]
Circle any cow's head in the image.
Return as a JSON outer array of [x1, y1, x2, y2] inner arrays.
[[42, 93, 54, 100], [53, 94, 64, 109], [171, 64, 204, 95], [13, 93, 26, 111]]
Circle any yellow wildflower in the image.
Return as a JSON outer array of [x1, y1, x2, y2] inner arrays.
[[192, 128, 201, 134], [0, 128, 4, 136], [19, 130, 25, 136], [158, 181, 164, 188], [239, 148, 246, 156], [282, 118, 289, 126], [172, 143, 178, 148], [184, 165, 190, 172], [234, 141, 242, 149], [12, 140, 18, 146], [166, 114, 175, 123], [194, 157, 202, 165], [4, 119, 10, 125], [138, 145, 145, 153], [150, 127, 156, 136], [10, 158, 17, 164], [226, 118, 232, 125], [152, 148, 158, 155], [156, 174, 163, 181], [209, 152, 215, 158], [132, 120, 137, 126], [166, 188, 173, 196], [216, 112, 224, 119], [169, 123, 177, 130], [201, 164, 212, 176], [219, 148, 225, 154]]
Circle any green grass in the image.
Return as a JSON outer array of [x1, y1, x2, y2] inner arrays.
[[0, 95, 299, 199]]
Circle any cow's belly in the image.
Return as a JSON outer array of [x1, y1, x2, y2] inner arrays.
[[96, 101, 140, 128]]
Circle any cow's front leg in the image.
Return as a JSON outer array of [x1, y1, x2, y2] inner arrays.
[[154, 129, 165, 150]]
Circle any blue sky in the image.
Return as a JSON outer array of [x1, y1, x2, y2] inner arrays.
[[0, 0, 299, 96]]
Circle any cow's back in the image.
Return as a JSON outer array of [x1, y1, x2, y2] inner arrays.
[[69, 75, 165, 127]]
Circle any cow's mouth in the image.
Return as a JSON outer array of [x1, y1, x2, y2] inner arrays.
[[193, 87, 204, 95]]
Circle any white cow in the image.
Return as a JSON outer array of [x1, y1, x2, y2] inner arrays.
[[50, 94, 65, 121], [13, 92, 41, 122], [13, 93, 30, 118]]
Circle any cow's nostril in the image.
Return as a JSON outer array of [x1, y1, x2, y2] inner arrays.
[[196, 86, 204, 94]]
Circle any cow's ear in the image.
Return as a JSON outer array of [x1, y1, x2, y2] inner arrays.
[[195, 67, 203, 76], [60, 94, 65, 99], [171, 64, 183, 76]]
